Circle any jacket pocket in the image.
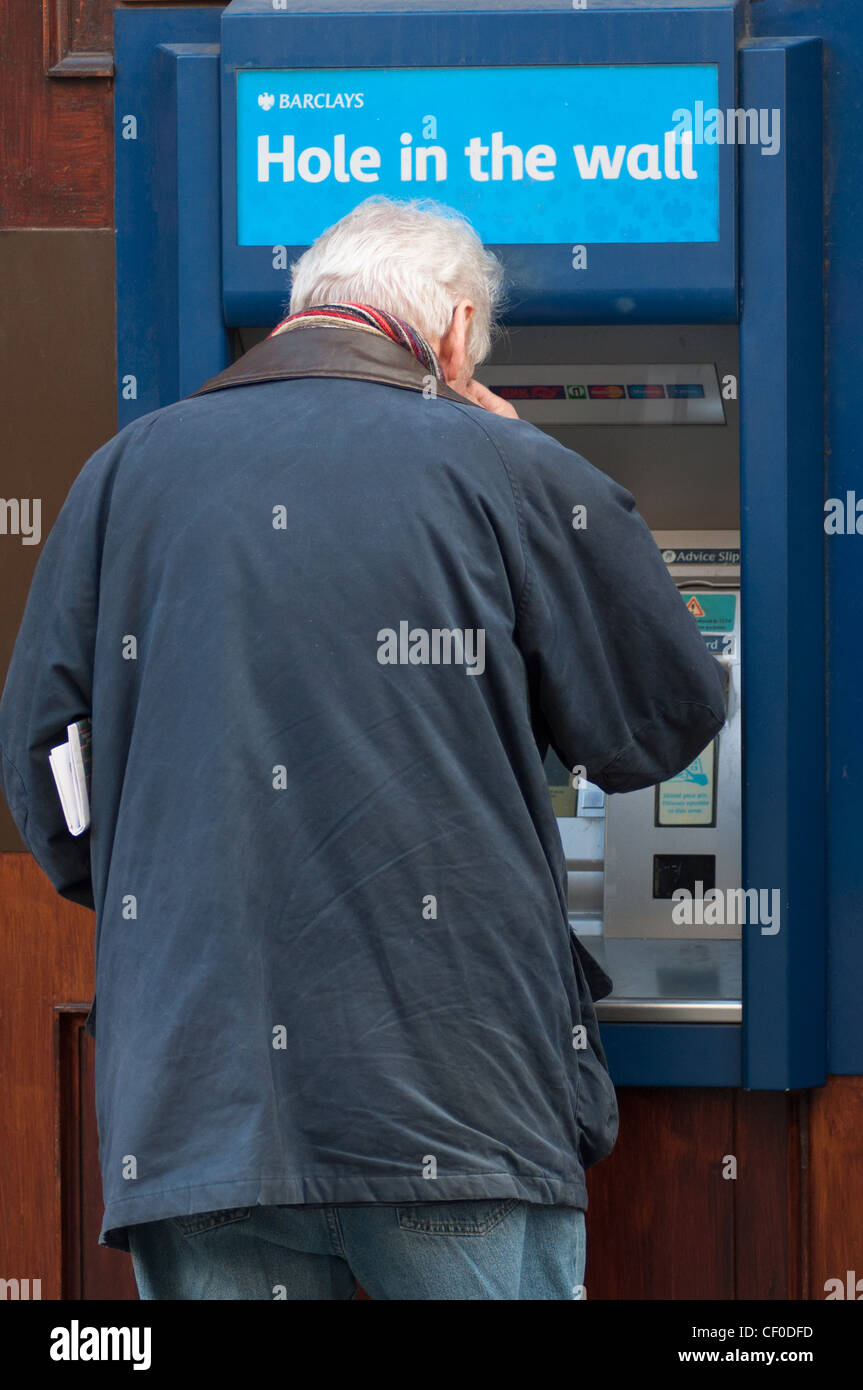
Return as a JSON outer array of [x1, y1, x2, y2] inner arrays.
[[570, 931, 614, 1003], [569, 933, 620, 1168]]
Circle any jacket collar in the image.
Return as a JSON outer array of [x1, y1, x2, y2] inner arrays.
[[188, 322, 474, 406]]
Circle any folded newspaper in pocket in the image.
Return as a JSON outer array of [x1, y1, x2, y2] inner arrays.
[[49, 719, 92, 836]]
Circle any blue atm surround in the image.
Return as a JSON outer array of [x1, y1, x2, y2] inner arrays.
[[221, 3, 738, 324], [114, 2, 828, 1090]]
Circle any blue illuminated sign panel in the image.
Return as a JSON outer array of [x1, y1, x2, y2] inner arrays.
[[236, 64, 720, 247]]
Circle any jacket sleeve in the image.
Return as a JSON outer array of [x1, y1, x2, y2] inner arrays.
[[505, 424, 727, 794], [0, 441, 117, 910]]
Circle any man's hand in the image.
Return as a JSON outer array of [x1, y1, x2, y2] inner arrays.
[[452, 377, 520, 419]]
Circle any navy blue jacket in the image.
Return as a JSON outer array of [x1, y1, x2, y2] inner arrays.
[[0, 324, 726, 1249]]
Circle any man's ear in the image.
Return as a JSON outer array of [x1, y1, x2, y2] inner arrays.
[[436, 301, 474, 386]]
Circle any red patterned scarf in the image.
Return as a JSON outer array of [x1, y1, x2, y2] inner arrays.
[[267, 302, 445, 383]]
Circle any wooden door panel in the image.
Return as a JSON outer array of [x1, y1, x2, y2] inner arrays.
[[58, 1008, 138, 1298], [0, 855, 96, 1297], [584, 1089, 736, 1299]]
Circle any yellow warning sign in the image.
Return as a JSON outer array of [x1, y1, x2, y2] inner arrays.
[[686, 595, 706, 618]]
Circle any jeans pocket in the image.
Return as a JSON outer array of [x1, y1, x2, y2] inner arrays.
[[395, 1198, 519, 1236], [171, 1206, 253, 1237]]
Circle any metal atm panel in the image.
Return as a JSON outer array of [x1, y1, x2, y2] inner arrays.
[[603, 560, 741, 932], [598, 538, 741, 1022], [476, 327, 741, 1023]]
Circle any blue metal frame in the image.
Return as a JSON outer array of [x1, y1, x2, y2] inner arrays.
[[604, 1024, 741, 1087], [737, 36, 825, 1087], [751, 0, 863, 1078], [114, 9, 226, 430], [599, 35, 826, 1090], [153, 44, 231, 405], [220, 0, 741, 325]]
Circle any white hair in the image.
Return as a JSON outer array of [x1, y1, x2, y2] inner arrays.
[[288, 195, 506, 368]]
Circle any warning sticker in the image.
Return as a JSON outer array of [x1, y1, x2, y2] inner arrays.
[[681, 592, 736, 633], [656, 739, 717, 827]]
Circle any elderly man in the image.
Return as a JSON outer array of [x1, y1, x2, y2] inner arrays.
[[0, 195, 725, 1301]]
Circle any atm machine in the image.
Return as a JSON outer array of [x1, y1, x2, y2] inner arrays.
[[477, 328, 743, 1031], [114, 0, 826, 1089]]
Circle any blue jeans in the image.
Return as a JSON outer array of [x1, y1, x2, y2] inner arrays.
[[128, 1200, 587, 1301]]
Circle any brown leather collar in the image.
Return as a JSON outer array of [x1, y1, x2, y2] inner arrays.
[[188, 323, 474, 406]]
